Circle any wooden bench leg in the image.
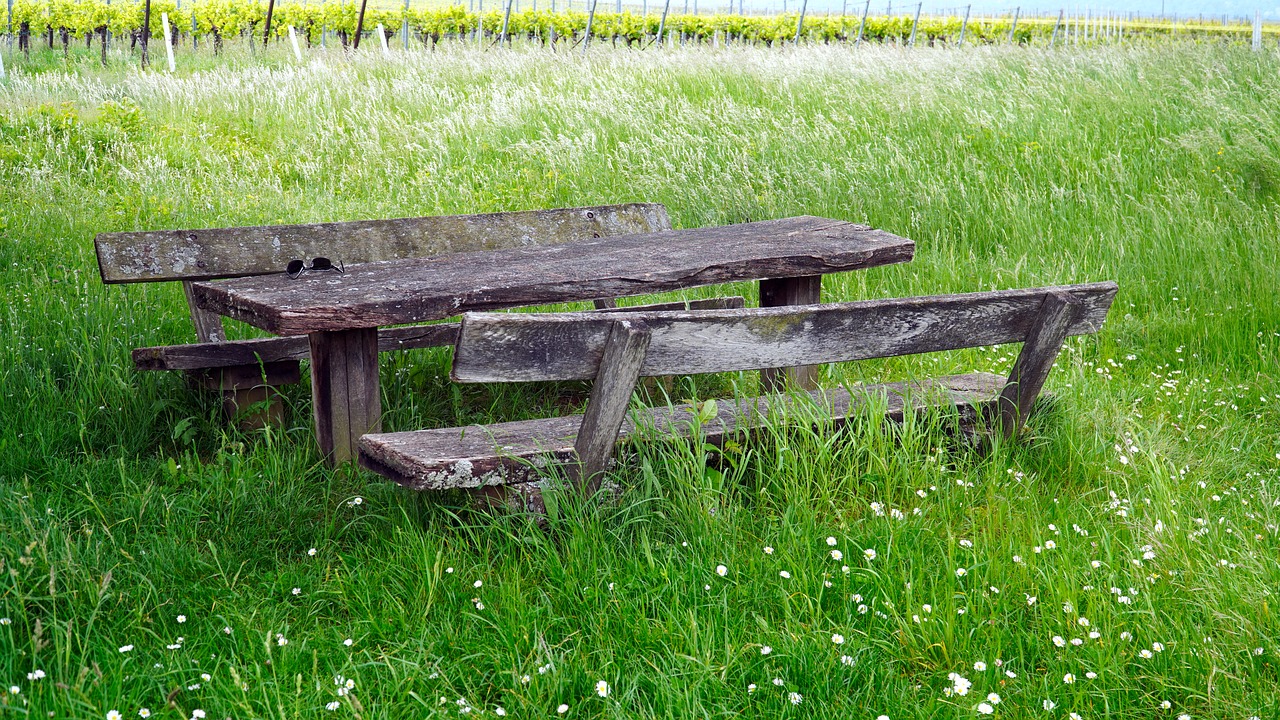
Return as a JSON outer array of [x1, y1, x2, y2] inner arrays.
[[309, 328, 381, 466], [571, 319, 651, 493], [759, 275, 822, 392], [192, 361, 301, 430], [995, 290, 1081, 439]]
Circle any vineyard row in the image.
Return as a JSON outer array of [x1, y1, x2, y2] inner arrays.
[[2, 0, 1275, 49]]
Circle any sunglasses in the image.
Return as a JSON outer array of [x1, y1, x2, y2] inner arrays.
[[286, 257, 345, 279]]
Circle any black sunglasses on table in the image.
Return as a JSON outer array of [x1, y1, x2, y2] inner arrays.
[[286, 257, 344, 279]]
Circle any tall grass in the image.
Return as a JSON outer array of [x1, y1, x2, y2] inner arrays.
[[0, 43, 1278, 717]]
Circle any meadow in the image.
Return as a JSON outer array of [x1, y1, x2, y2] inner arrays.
[[1, 40, 1279, 718]]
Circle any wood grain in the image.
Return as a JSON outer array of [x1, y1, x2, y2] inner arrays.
[[995, 290, 1080, 438], [132, 297, 746, 371], [96, 203, 672, 283], [571, 320, 651, 490], [309, 328, 381, 465], [191, 217, 915, 335], [759, 274, 822, 392], [357, 373, 1005, 490], [451, 283, 1118, 383], [181, 280, 228, 343]]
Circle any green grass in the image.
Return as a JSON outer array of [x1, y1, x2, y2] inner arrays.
[[1, 41, 1280, 719]]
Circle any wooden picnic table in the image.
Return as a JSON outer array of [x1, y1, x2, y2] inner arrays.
[[190, 216, 915, 464]]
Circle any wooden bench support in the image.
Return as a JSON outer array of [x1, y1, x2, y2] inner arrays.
[[358, 373, 1006, 491], [192, 361, 301, 430], [310, 328, 381, 465], [182, 280, 229, 343], [571, 320, 651, 492], [759, 275, 822, 392], [994, 290, 1081, 438]]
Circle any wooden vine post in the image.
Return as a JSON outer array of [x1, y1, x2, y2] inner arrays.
[[141, 0, 151, 68], [353, 0, 368, 48], [263, 0, 275, 45]]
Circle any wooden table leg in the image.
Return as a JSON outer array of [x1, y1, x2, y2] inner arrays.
[[759, 275, 822, 393], [309, 328, 381, 465]]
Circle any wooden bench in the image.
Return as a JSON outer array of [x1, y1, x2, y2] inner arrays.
[[186, 216, 915, 463], [94, 204, 673, 425], [358, 282, 1118, 500]]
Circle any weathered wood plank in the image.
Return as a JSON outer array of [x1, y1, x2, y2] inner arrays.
[[759, 274, 822, 392], [451, 283, 1118, 384], [592, 296, 746, 313], [191, 360, 301, 391], [189, 360, 300, 429], [136, 325, 457, 371], [96, 203, 671, 283], [191, 217, 915, 335], [357, 373, 1005, 490], [132, 297, 747, 371], [181, 280, 228, 343], [995, 290, 1080, 438], [310, 328, 380, 465], [571, 320, 651, 491]]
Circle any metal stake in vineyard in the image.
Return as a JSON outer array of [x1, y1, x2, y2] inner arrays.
[[403, 0, 411, 49], [657, 0, 672, 45], [855, 0, 869, 45], [583, 0, 598, 54], [1006, 6, 1019, 44], [500, 0, 513, 45], [907, 1, 920, 46], [354, 0, 369, 48], [794, 0, 808, 44], [1253, 10, 1262, 51], [1050, 8, 1062, 46], [957, 3, 970, 46]]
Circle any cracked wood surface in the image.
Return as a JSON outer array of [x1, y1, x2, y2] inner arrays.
[[95, 203, 671, 283], [451, 282, 1118, 383], [191, 217, 915, 335], [358, 373, 1004, 490]]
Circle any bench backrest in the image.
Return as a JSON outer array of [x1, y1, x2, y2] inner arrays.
[[451, 281, 1116, 488], [94, 203, 671, 343], [94, 203, 672, 284], [451, 282, 1118, 383]]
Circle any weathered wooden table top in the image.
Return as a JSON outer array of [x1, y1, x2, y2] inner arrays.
[[191, 216, 915, 336]]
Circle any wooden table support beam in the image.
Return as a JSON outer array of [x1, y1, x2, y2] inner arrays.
[[759, 275, 822, 392], [309, 328, 381, 465]]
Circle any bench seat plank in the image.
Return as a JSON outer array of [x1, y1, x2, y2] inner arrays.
[[131, 297, 747, 371], [191, 217, 915, 336], [358, 372, 1005, 491]]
